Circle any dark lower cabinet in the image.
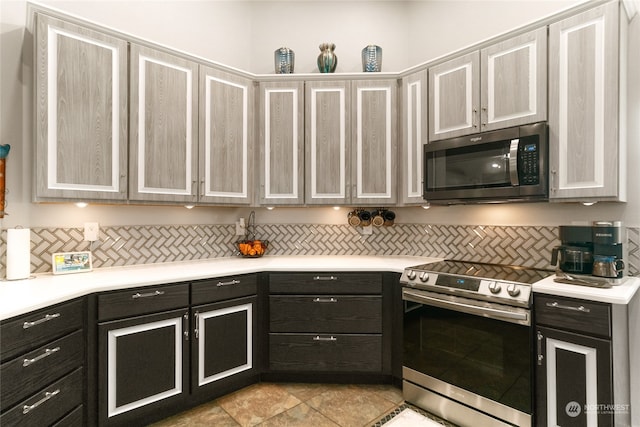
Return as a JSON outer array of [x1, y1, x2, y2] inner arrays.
[[98, 308, 189, 426], [536, 326, 613, 426], [534, 294, 624, 427], [191, 295, 258, 402]]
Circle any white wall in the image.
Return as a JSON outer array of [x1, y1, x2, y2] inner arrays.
[[0, 0, 638, 230]]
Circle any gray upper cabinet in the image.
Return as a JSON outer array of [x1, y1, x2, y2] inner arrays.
[[129, 44, 199, 203], [400, 69, 428, 205], [35, 14, 128, 201], [305, 80, 351, 205], [480, 27, 547, 132], [429, 27, 547, 141], [199, 66, 254, 205], [258, 81, 305, 206], [351, 79, 398, 206], [549, 1, 626, 202], [428, 51, 480, 141]]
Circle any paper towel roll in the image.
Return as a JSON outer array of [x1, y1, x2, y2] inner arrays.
[[6, 228, 31, 280]]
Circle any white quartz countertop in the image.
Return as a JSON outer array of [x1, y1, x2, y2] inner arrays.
[[2, 255, 638, 320], [0, 255, 438, 320], [532, 274, 640, 305]]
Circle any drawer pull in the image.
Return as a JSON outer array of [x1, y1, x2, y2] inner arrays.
[[313, 276, 338, 281], [216, 279, 240, 287], [22, 389, 60, 414], [545, 301, 591, 313], [537, 331, 544, 366], [313, 335, 337, 342], [23, 347, 60, 367], [313, 297, 338, 303], [23, 313, 60, 329], [132, 290, 165, 299]]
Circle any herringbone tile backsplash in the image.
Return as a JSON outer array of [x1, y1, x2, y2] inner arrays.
[[1, 224, 639, 277]]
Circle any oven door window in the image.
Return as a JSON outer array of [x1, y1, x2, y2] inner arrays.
[[425, 140, 512, 191], [404, 303, 531, 414]]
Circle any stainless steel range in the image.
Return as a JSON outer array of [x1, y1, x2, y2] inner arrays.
[[400, 260, 553, 427]]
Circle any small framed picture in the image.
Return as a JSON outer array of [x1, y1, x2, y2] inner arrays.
[[52, 251, 92, 275]]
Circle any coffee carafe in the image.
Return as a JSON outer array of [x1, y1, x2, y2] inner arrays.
[[550, 225, 594, 275], [592, 221, 626, 279]]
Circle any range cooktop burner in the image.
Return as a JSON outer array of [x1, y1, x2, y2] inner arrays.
[[409, 260, 553, 284]]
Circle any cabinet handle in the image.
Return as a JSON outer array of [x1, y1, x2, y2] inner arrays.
[[23, 347, 60, 367], [313, 335, 337, 342], [194, 311, 199, 339], [537, 331, 544, 366], [472, 108, 478, 128], [22, 389, 60, 414], [183, 312, 189, 341], [313, 276, 338, 281], [131, 290, 165, 299], [545, 301, 591, 313], [23, 313, 60, 329], [550, 169, 557, 193], [313, 297, 338, 303], [217, 279, 240, 287]]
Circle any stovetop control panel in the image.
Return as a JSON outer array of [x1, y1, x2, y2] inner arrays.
[[400, 269, 533, 307]]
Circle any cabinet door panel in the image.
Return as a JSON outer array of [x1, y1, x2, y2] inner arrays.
[[352, 80, 397, 205], [259, 81, 305, 205], [129, 45, 198, 202], [199, 66, 254, 204], [536, 326, 613, 427], [305, 81, 350, 204], [98, 309, 188, 422], [400, 69, 428, 205], [549, 1, 621, 201], [429, 52, 480, 141], [193, 296, 256, 389], [481, 27, 547, 131], [35, 14, 128, 201]]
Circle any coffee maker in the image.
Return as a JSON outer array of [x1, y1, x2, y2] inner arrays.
[[592, 221, 626, 279], [550, 225, 594, 275]]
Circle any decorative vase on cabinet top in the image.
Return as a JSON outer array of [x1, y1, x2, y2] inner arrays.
[[274, 47, 295, 74], [317, 43, 337, 73], [362, 45, 382, 72]]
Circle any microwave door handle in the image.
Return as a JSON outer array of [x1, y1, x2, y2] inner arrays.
[[509, 139, 519, 186]]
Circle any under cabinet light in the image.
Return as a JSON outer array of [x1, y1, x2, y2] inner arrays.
[[333, 206, 340, 210], [581, 202, 597, 206], [75, 202, 88, 208], [421, 203, 431, 210], [266, 206, 275, 210], [184, 205, 195, 209]]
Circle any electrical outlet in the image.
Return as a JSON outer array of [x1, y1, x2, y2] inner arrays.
[[84, 222, 100, 241], [235, 218, 246, 236], [359, 224, 373, 235]]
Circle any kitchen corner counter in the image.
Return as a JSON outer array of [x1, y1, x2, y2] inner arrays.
[[533, 275, 640, 305], [0, 255, 437, 320]]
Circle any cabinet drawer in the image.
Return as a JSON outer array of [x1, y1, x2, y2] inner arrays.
[[51, 405, 83, 427], [534, 294, 611, 338], [0, 367, 83, 427], [269, 333, 382, 372], [1, 299, 84, 362], [1, 330, 84, 410], [191, 274, 257, 305], [98, 283, 189, 321], [270, 295, 382, 333], [269, 272, 382, 294]]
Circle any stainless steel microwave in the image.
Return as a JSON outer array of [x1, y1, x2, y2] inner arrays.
[[423, 122, 548, 204]]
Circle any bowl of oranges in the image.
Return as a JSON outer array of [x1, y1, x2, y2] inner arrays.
[[237, 239, 268, 258]]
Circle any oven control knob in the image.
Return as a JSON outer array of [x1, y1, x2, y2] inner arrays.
[[507, 284, 521, 297], [488, 281, 502, 294], [419, 272, 430, 283], [407, 270, 417, 280]]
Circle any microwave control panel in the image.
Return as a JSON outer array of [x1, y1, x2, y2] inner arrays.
[[518, 139, 539, 185]]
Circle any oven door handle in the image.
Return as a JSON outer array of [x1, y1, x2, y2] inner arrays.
[[403, 289, 529, 325]]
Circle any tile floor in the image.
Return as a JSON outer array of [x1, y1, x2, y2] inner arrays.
[[148, 382, 410, 427]]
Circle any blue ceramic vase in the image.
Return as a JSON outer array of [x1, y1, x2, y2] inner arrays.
[[362, 45, 382, 72], [317, 43, 337, 73]]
